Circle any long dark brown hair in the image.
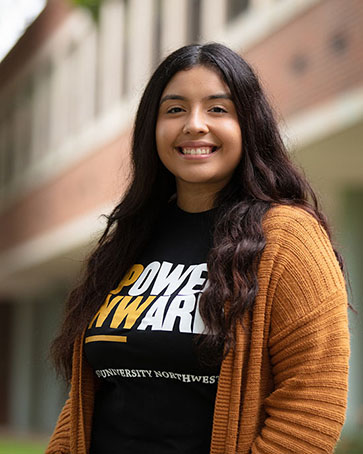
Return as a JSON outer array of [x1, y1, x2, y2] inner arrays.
[[51, 43, 345, 381]]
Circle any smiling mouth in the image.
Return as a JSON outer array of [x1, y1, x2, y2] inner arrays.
[[177, 146, 218, 155]]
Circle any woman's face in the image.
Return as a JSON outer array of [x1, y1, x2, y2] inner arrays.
[[156, 65, 242, 193]]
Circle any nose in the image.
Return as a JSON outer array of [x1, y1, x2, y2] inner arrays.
[[182, 109, 209, 134]]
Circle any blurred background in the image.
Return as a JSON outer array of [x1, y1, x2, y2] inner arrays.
[[0, 0, 362, 452]]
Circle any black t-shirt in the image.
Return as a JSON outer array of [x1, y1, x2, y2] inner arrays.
[[85, 203, 222, 454]]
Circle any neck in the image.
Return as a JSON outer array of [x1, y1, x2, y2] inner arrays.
[[176, 181, 219, 213]]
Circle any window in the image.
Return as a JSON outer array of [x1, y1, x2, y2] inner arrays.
[[227, 0, 250, 22], [153, 0, 162, 67], [32, 61, 51, 159], [0, 120, 6, 189], [3, 108, 15, 186], [188, 0, 201, 43], [20, 78, 33, 168], [121, 0, 129, 96]]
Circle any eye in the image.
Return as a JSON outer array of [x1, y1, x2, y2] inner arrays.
[[209, 106, 227, 113], [166, 107, 184, 114]]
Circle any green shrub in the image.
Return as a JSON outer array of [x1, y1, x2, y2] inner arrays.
[[335, 431, 363, 454]]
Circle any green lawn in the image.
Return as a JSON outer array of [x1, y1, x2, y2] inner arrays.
[[0, 439, 47, 454]]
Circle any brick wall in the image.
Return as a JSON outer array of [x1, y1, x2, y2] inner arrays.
[[0, 133, 130, 252], [0, 0, 71, 89], [245, 0, 363, 117]]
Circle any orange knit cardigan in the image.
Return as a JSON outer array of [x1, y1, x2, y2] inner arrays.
[[46, 205, 350, 454]]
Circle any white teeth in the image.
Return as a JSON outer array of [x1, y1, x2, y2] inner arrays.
[[181, 147, 214, 155]]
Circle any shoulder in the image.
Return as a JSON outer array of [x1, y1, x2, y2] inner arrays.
[[262, 204, 324, 240], [261, 204, 337, 263], [260, 205, 346, 323], [261, 204, 340, 274]]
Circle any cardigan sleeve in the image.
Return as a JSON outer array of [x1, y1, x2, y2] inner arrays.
[[45, 334, 95, 454], [251, 207, 350, 454], [45, 395, 71, 454]]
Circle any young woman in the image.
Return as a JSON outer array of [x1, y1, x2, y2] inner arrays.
[[46, 43, 350, 454]]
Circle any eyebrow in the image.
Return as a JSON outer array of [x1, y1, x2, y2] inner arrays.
[[159, 93, 232, 105]]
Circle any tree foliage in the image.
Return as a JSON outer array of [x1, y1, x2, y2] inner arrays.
[[72, 0, 101, 20]]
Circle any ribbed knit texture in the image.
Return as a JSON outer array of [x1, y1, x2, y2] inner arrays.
[[46, 205, 350, 454]]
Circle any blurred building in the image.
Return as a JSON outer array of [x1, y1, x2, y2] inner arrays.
[[0, 0, 362, 438]]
